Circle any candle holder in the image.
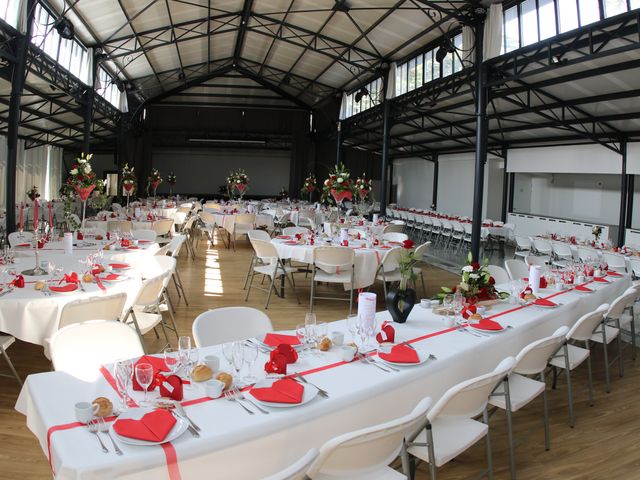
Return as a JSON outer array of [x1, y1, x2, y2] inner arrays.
[[22, 227, 47, 276]]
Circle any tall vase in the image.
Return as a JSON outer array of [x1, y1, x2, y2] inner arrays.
[[73, 185, 95, 230]]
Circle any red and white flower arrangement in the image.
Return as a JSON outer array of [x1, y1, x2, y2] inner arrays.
[[148, 168, 162, 192], [27, 185, 40, 201], [121, 163, 136, 194], [227, 169, 250, 196], [67, 152, 97, 201], [322, 163, 354, 203], [300, 174, 317, 196], [167, 172, 177, 185], [354, 174, 372, 200]]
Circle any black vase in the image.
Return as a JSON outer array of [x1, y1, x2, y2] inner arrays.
[[386, 288, 417, 324]]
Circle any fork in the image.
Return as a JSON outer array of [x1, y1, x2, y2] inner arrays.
[[233, 387, 270, 414], [224, 390, 254, 415], [373, 356, 400, 372], [97, 418, 123, 455], [175, 403, 201, 432], [87, 420, 109, 453], [295, 372, 329, 398], [358, 354, 392, 372]]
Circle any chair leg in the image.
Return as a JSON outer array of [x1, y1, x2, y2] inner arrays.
[[585, 341, 594, 406], [483, 407, 494, 480], [172, 274, 182, 299], [0, 346, 22, 386], [602, 326, 611, 393], [243, 254, 255, 290], [282, 262, 301, 305], [616, 319, 624, 378], [631, 309, 637, 360], [162, 295, 179, 340], [128, 310, 148, 354], [564, 343, 575, 427], [502, 378, 516, 480], [541, 370, 550, 451], [426, 425, 437, 480], [244, 269, 255, 302], [175, 269, 188, 305], [309, 272, 316, 313]]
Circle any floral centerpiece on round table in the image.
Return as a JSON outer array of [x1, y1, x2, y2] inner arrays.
[[27, 186, 40, 201], [592, 225, 603, 242], [300, 174, 317, 199], [354, 174, 372, 201], [167, 172, 177, 195], [439, 253, 506, 305], [148, 168, 162, 197], [323, 162, 354, 204], [67, 153, 97, 201], [121, 163, 136, 195], [227, 169, 250, 199]]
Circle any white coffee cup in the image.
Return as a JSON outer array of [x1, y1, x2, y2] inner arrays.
[[75, 401, 98, 423], [205, 379, 225, 398], [420, 298, 431, 309], [204, 355, 220, 372], [340, 345, 357, 362], [330, 331, 344, 346]]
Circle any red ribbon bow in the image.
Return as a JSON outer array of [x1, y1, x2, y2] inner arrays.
[[461, 305, 477, 319], [264, 344, 298, 375], [376, 321, 395, 343], [295, 233, 302, 240], [120, 239, 130, 247], [10, 275, 24, 288], [60, 272, 79, 285]]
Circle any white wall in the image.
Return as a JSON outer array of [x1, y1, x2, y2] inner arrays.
[[392, 158, 434, 207], [152, 148, 291, 196], [508, 144, 622, 174]]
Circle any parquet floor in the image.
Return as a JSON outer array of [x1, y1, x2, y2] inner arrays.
[[0, 231, 639, 479]]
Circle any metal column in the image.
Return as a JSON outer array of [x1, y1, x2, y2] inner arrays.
[[335, 121, 342, 166], [618, 140, 628, 247], [6, 0, 36, 233], [432, 155, 439, 209], [82, 50, 98, 153], [470, 14, 488, 261], [501, 146, 509, 222], [380, 92, 391, 217], [626, 174, 634, 228]]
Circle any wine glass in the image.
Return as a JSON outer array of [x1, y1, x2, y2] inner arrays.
[[163, 347, 182, 376], [114, 359, 133, 410], [243, 343, 258, 383], [442, 294, 454, 315], [231, 341, 244, 385], [222, 342, 234, 368], [135, 363, 154, 406], [346, 314, 359, 342], [295, 323, 309, 356], [178, 336, 196, 385]]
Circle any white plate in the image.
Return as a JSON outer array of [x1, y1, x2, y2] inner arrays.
[[574, 288, 595, 294], [254, 334, 303, 351], [248, 378, 318, 408], [469, 324, 505, 334], [379, 347, 431, 367], [110, 407, 188, 446]]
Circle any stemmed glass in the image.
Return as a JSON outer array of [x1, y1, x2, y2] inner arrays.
[[305, 312, 317, 354], [114, 359, 133, 410], [346, 314, 359, 343], [163, 347, 183, 376], [134, 363, 154, 406], [231, 341, 244, 385], [178, 336, 197, 386], [222, 341, 234, 369], [243, 343, 258, 384], [296, 324, 309, 357]]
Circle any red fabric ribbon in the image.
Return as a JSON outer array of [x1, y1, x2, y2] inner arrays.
[[10, 275, 24, 288], [461, 305, 477, 319], [60, 272, 79, 285], [94, 275, 106, 292], [264, 344, 298, 375], [376, 321, 395, 343]]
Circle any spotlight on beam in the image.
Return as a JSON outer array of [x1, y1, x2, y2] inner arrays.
[[435, 37, 456, 64], [53, 17, 74, 40], [354, 87, 368, 103], [332, 0, 350, 13]]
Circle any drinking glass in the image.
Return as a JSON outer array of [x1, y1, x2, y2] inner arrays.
[[135, 363, 154, 406], [178, 336, 196, 384], [295, 323, 309, 356], [243, 343, 258, 383], [222, 342, 234, 367], [231, 341, 244, 384], [442, 294, 454, 315], [163, 347, 182, 375], [305, 313, 318, 352], [114, 359, 133, 410], [316, 322, 328, 341], [346, 314, 359, 342]]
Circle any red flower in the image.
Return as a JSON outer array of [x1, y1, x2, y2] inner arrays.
[[330, 175, 336, 180], [402, 239, 415, 249], [489, 276, 495, 285], [471, 262, 481, 270]]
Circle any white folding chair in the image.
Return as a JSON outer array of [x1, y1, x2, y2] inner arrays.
[[8, 231, 33, 246], [404, 357, 516, 480], [107, 219, 132, 233], [305, 396, 432, 480], [283, 226, 311, 237], [577, 247, 598, 262], [532, 238, 552, 261], [0, 335, 21, 385], [132, 229, 157, 243], [245, 239, 300, 309], [489, 327, 568, 480], [525, 255, 546, 267], [602, 252, 626, 273], [551, 242, 573, 266], [229, 213, 256, 250], [152, 218, 175, 241], [550, 304, 609, 426], [487, 265, 510, 285], [310, 247, 355, 315], [383, 223, 405, 234], [192, 307, 273, 347], [383, 232, 409, 243], [375, 247, 403, 297], [262, 449, 318, 480], [50, 320, 144, 382], [504, 259, 529, 281]]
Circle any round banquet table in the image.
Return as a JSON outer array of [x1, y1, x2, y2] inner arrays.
[[84, 218, 172, 231], [272, 237, 398, 290], [15, 273, 630, 479], [0, 244, 155, 347]]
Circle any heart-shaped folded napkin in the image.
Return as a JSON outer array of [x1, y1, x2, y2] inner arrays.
[[379, 344, 419, 363], [262, 333, 300, 347], [471, 318, 504, 331], [575, 285, 593, 292], [109, 263, 130, 269], [113, 409, 176, 442], [276, 235, 291, 239], [49, 284, 78, 293], [158, 375, 183, 401], [593, 277, 609, 283], [376, 321, 395, 344], [533, 298, 557, 307], [250, 378, 304, 404]]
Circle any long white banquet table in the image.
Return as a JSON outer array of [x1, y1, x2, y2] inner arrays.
[[16, 274, 629, 479]]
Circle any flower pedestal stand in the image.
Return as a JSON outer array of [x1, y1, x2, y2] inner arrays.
[[21, 229, 47, 276]]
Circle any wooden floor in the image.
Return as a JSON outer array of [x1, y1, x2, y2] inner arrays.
[[1, 232, 639, 479]]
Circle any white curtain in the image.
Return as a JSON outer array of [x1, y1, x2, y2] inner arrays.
[[17, 143, 48, 202], [47, 146, 63, 199], [483, 4, 503, 60], [386, 62, 397, 100], [119, 91, 129, 113], [338, 92, 348, 120], [462, 25, 475, 67]]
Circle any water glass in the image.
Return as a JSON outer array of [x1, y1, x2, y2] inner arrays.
[[163, 347, 182, 375], [114, 359, 133, 410], [346, 314, 359, 342], [243, 343, 258, 383], [231, 342, 244, 384], [134, 363, 154, 406]]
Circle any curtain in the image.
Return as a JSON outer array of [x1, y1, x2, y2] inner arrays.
[[17, 143, 48, 202], [462, 25, 475, 67], [48, 146, 63, 200], [483, 4, 504, 60], [119, 91, 129, 113], [338, 92, 348, 120], [386, 62, 397, 100]]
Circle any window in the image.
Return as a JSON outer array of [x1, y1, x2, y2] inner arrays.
[[1, 0, 22, 28], [342, 77, 383, 118], [96, 67, 122, 108], [520, 0, 539, 46], [558, 0, 579, 32], [504, 6, 520, 53], [538, 0, 557, 40], [604, 0, 628, 17], [579, 0, 601, 25]]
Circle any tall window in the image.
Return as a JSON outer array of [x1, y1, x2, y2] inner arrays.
[[96, 67, 122, 108], [342, 77, 383, 118], [1, 0, 22, 28]]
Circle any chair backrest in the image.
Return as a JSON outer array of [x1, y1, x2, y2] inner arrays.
[[50, 320, 144, 381], [133, 271, 170, 306], [59, 293, 127, 329], [248, 229, 271, 242], [379, 247, 402, 272], [514, 235, 531, 249], [427, 357, 515, 422], [167, 234, 186, 257], [192, 307, 273, 347], [552, 242, 573, 258], [577, 247, 598, 262], [8, 231, 33, 246], [414, 241, 431, 260], [504, 259, 529, 281], [602, 252, 626, 270], [606, 289, 637, 319], [383, 223, 404, 234], [174, 211, 187, 225], [313, 246, 355, 271], [525, 255, 546, 267], [152, 218, 174, 236], [111, 203, 123, 212], [533, 238, 552, 254], [568, 304, 609, 341], [629, 257, 640, 276], [514, 326, 569, 375], [262, 449, 319, 480], [487, 265, 510, 285], [199, 211, 217, 226], [132, 229, 157, 242], [283, 226, 310, 236], [251, 238, 279, 262], [107, 220, 132, 233], [382, 232, 408, 243], [306, 396, 433, 478], [234, 213, 256, 227]]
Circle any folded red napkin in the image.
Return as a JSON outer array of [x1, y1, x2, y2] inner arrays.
[[113, 409, 176, 442], [109, 263, 130, 269], [10, 275, 24, 288], [276, 235, 291, 239], [99, 273, 122, 281], [607, 271, 623, 277], [471, 318, 504, 331], [49, 284, 78, 293], [15, 243, 30, 248], [533, 298, 557, 307], [158, 375, 183, 401], [251, 378, 304, 404], [264, 344, 298, 374], [379, 344, 419, 363], [133, 356, 169, 391], [593, 277, 609, 283], [262, 333, 300, 347], [60, 272, 79, 285], [284, 241, 298, 245], [575, 285, 593, 292], [139, 240, 152, 244]]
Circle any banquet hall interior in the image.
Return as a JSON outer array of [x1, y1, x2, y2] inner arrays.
[[1, 0, 640, 479]]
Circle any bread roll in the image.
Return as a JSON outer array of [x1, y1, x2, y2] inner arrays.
[[468, 313, 483, 321], [318, 336, 332, 351], [216, 372, 233, 390], [92, 397, 113, 417], [524, 293, 537, 301], [34, 281, 46, 291], [82, 273, 93, 283], [191, 364, 213, 382]]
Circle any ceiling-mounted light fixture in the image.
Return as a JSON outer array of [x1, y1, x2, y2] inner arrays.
[[332, 0, 350, 12], [435, 37, 456, 64], [54, 17, 74, 40], [178, 71, 185, 80], [354, 87, 369, 103]]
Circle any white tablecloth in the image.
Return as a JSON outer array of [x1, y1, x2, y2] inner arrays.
[[84, 219, 169, 232], [273, 238, 385, 290], [16, 274, 629, 479]]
